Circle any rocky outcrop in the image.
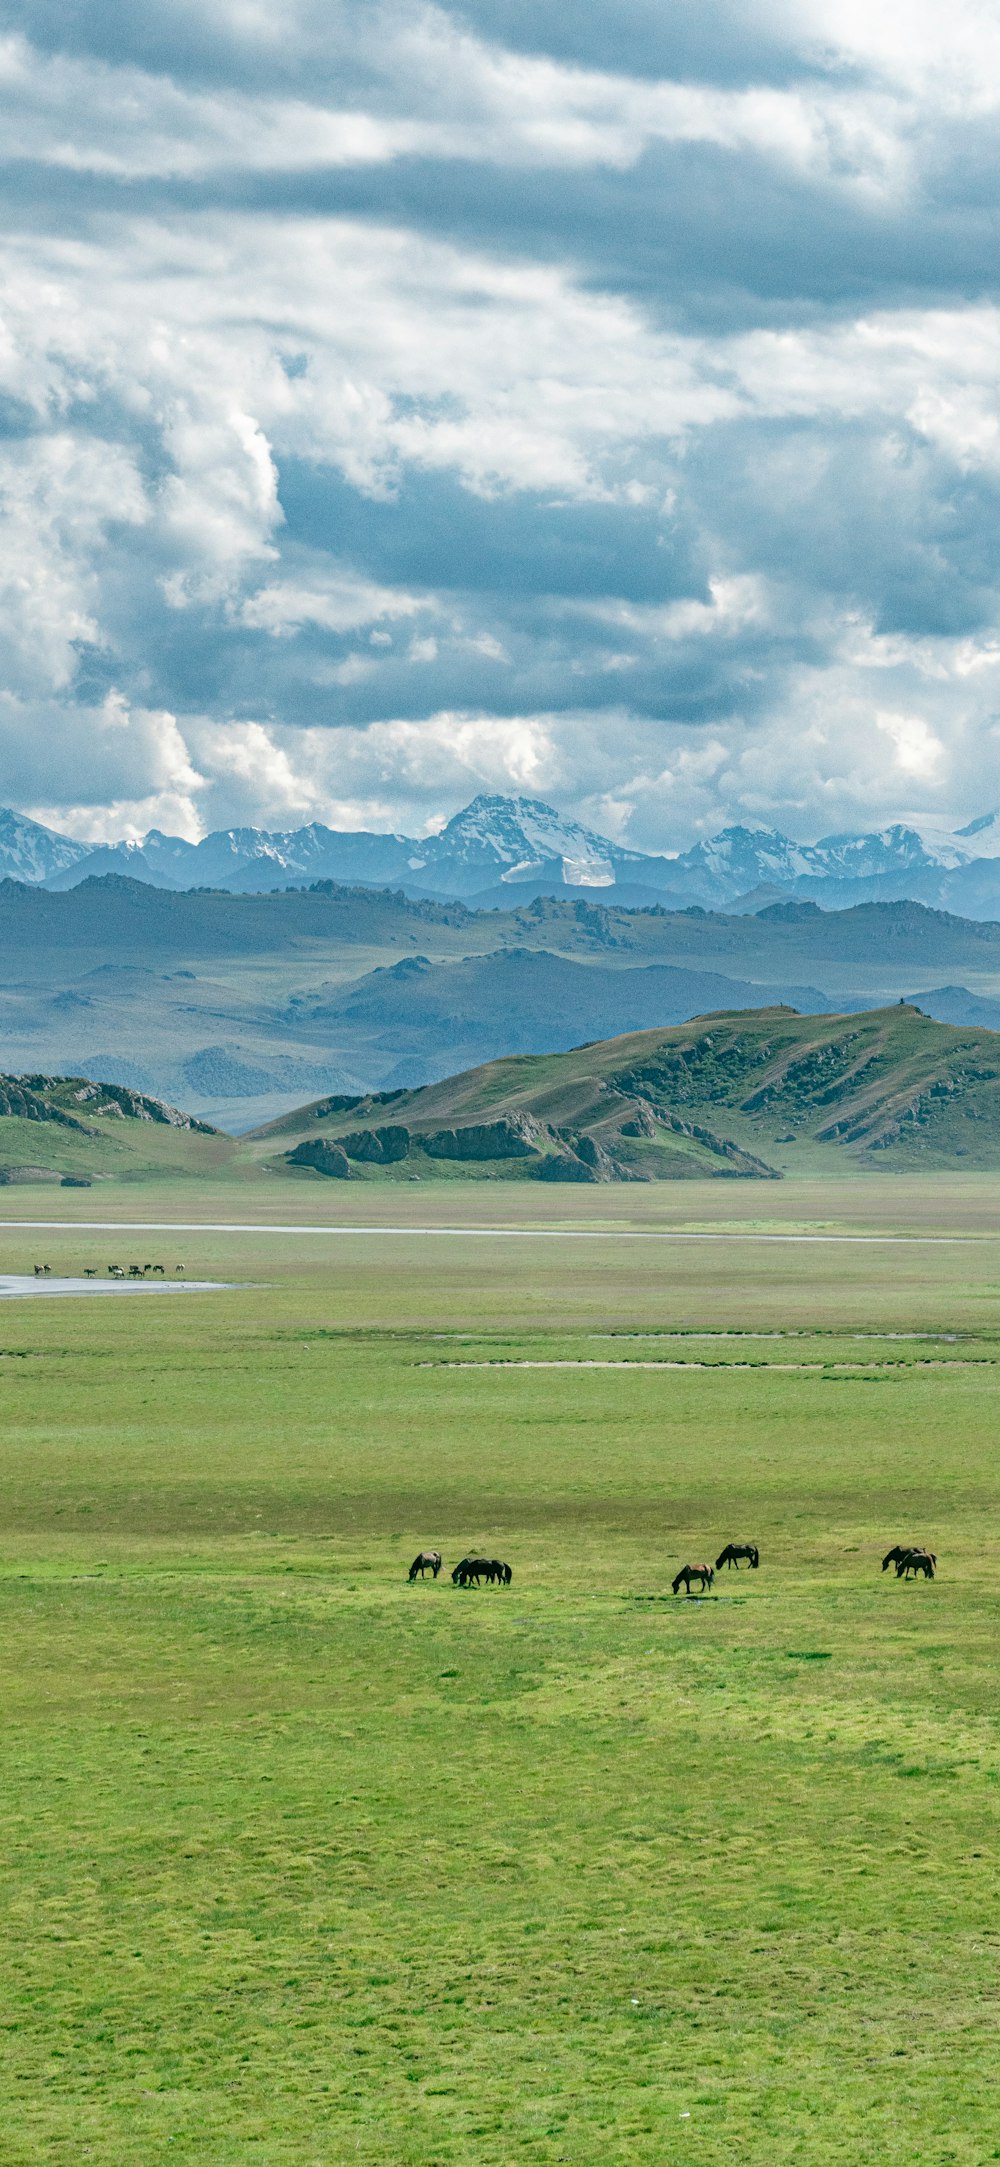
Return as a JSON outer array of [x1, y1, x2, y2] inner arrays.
[[662, 1113, 780, 1177], [70, 1079, 217, 1133], [619, 1099, 657, 1138], [340, 1125, 410, 1163], [421, 1114, 542, 1160], [0, 1080, 91, 1131], [286, 1138, 351, 1178], [534, 1151, 599, 1182]]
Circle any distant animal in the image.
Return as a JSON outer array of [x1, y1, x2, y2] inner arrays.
[[83, 1268, 96, 1278], [128, 1265, 142, 1278], [174, 1265, 184, 1275], [883, 1545, 935, 1574], [408, 1550, 442, 1581], [716, 1543, 759, 1570], [672, 1563, 715, 1596], [152, 1264, 165, 1275], [452, 1556, 494, 1587], [33, 1264, 47, 1277], [494, 1560, 512, 1585], [896, 1548, 936, 1580], [108, 1264, 124, 1278]]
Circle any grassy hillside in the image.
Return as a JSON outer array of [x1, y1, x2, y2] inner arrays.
[[9, 877, 1000, 1128], [0, 1074, 235, 1185], [251, 1002, 1000, 1181]]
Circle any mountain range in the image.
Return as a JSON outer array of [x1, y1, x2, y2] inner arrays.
[[4, 874, 1000, 1130], [12, 793, 1000, 916]]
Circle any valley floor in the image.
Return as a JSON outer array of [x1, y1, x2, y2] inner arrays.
[[0, 1180, 997, 2163]]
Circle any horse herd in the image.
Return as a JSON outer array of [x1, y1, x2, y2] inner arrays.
[[670, 1541, 937, 1594], [31, 1263, 185, 1279], [411, 1539, 937, 1593], [408, 1549, 512, 1586]]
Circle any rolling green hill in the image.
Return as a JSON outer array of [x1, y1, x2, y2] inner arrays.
[[0, 1074, 233, 1185], [248, 1002, 1000, 1182]]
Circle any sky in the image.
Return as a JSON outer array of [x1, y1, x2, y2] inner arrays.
[[4, 0, 1000, 849]]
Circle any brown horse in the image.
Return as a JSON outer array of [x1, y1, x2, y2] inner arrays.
[[408, 1550, 442, 1580], [716, 1543, 759, 1570], [672, 1563, 715, 1595]]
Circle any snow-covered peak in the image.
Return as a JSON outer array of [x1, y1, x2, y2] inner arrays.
[[951, 809, 1000, 859], [0, 808, 90, 883], [426, 793, 636, 889]]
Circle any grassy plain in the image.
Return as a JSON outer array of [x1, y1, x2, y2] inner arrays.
[[0, 1179, 999, 2164]]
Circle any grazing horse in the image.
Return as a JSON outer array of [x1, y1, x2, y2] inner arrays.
[[672, 1563, 715, 1595], [883, 1545, 935, 1574], [716, 1543, 759, 1570], [496, 1561, 512, 1585], [408, 1550, 442, 1581], [896, 1549, 936, 1580], [452, 1556, 492, 1586]]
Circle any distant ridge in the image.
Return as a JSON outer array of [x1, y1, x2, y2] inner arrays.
[[13, 792, 1000, 917]]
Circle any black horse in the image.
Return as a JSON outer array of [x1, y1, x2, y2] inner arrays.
[[452, 1556, 489, 1586], [452, 1556, 509, 1587], [672, 1563, 715, 1595], [716, 1543, 759, 1570], [895, 1548, 936, 1580], [883, 1545, 935, 1575], [408, 1550, 442, 1581]]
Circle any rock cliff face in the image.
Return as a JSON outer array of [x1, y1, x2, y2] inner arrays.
[[422, 1114, 543, 1160], [286, 1138, 351, 1178], [339, 1125, 411, 1164]]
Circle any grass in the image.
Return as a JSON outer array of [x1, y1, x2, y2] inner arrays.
[[0, 1179, 999, 2162]]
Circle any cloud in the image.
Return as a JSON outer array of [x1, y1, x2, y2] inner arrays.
[[0, 0, 999, 846]]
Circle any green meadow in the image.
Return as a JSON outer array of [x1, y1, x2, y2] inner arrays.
[[1, 1180, 999, 2164]]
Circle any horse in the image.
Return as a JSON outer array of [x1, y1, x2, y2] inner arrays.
[[672, 1563, 715, 1595], [883, 1545, 935, 1575], [83, 1268, 96, 1278], [716, 1543, 759, 1570], [495, 1561, 512, 1585], [452, 1557, 492, 1586], [408, 1550, 442, 1581], [895, 1549, 936, 1580]]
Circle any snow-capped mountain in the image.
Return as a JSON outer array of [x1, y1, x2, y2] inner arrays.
[[0, 807, 92, 884], [398, 794, 671, 895], [12, 792, 1000, 916], [667, 820, 979, 902]]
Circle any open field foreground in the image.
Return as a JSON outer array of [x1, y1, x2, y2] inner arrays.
[[1, 1181, 999, 2163]]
